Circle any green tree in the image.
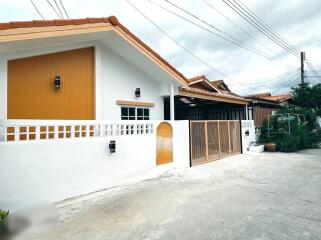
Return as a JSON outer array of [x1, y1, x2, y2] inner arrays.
[[292, 83, 321, 116]]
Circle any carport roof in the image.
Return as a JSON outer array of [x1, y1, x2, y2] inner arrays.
[[179, 87, 250, 105]]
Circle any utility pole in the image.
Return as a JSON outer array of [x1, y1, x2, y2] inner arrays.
[[301, 51, 305, 84]]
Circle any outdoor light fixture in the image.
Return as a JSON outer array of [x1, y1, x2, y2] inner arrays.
[[109, 140, 116, 153], [245, 130, 250, 136], [54, 75, 61, 89], [135, 88, 141, 98], [179, 97, 192, 104]]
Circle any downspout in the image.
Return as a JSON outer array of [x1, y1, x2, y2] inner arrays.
[[170, 82, 175, 120]]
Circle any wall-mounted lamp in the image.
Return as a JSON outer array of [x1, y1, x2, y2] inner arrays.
[[54, 75, 61, 90], [135, 88, 141, 98], [245, 130, 250, 136], [109, 140, 116, 153]]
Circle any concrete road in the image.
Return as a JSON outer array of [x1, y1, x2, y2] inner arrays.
[[25, 150, 321, 240]]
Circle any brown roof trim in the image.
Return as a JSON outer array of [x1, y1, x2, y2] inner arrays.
[[0, 16, 189, 85], [0, 17, 115, 30], [189, 75, 208, 82], [243, 92, 271, 98], [179, 87, 249, 105], [115, 22, 189, 84]]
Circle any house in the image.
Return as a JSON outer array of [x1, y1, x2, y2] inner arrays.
[[244, 92, 293, 127], [164, 75, 250, 120], [0, 16, 252, 210], [0, 16, 191, 122]]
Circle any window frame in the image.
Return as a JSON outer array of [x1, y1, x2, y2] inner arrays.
[[121, 106, 150, 120]]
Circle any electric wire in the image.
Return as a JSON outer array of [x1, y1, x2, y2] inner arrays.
[[127, 0, 260, 91], [223, 0, 299, 58], [53, 0, 65, 19], [30, 0, 45, 20], [203, 0, 275, 56], [46, 0, 63, 19], [59, 0, 70, 19], [151, 0, 298, 70], [229, 71, 300, 86], [162, 0, 274, 60], [231, 0, 300, 55], [235, 0, 300, 53]]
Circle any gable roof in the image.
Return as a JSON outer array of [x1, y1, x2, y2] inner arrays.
[[185, 75, 249, 105], [0, 16, 189, 86], [188, 75, 221, 92], [210, 80, 231, 92], [179, 87, 249, 105], [262, 94, 292, 102], [244, 92, 292, 103]]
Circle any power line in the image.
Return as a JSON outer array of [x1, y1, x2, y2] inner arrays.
[[59, 0, 70, 19], [229, 71, 300, 86], [233, 0, 300, 55], [46, 0, 63, 19], [235, 0, 300, 53], [203, 0, 275, 56], [271, 73, 300, 94], [53, 0, 65, 19], [162, 0, 274, 60], [125, 1, 230, 79], [30, 0, 45, 20], [223, 0, 300, 58], [127, 0, 261, 91]]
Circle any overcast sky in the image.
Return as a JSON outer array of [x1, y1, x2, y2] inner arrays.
[[1, 0, 321, 95]]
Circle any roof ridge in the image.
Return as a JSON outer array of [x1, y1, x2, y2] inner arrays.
[[0, 16, 118, 30]]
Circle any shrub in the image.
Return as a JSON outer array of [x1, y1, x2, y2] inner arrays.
[[0, 209, 9, 224], [259, 106, 320, 152]]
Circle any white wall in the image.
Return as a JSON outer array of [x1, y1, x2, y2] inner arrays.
[[99, 44, 165, 120], [0, 39, 169, 120], [0, 121, 190, 211]]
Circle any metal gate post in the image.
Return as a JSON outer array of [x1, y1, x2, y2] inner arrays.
[[204, 121, 209, 161], [239, 119, 243, 154], [217, 121, 221, 158], [228, 121, 231, 154], [189, 121, 192, 167]]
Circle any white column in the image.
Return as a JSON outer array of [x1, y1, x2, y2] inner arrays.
[[170, 82, 175, 120]]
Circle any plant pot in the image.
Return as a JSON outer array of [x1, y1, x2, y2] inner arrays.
[[265, 143, 276, 152]]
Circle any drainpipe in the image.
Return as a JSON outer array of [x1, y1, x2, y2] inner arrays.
[[245, 105, 249, 120], [170, 82, 175, 120]]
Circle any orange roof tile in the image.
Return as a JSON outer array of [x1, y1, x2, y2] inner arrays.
[[261, 94, 292, 102], [0, 17, 114, 30], [0, 16, 189, 85]]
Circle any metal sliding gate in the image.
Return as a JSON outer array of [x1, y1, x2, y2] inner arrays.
[[190, 120, 241, 166]]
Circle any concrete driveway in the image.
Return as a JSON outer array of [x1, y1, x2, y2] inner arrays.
[[25, 149, 321, 240]]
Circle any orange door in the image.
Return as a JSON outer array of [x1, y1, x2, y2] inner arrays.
[[7, 47, 94, 120], [156, 122, 173, 165]]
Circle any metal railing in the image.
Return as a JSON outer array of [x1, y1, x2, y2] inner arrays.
[[0, 120, 154, 142]]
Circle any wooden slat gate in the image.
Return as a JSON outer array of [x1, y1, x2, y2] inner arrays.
[[190, 120, 241, 166]]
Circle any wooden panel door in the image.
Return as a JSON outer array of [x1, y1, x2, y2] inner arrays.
[[7, 47, 94, 120], [156, 122, 173, 165]]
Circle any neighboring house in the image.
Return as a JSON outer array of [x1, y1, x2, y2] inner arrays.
[[244, 92, 293, 127], [164, 75, 250, 120]]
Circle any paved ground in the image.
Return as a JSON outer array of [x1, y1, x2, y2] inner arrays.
[[23, 150, 321, 240]]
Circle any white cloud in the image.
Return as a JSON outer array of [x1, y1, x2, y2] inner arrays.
[[1, 0, 320, 95]]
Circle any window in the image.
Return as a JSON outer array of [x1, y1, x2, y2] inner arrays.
[[121, 107, 150, 120]]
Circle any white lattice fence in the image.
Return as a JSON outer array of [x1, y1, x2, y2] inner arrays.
[[0, 120, 154, 142]]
